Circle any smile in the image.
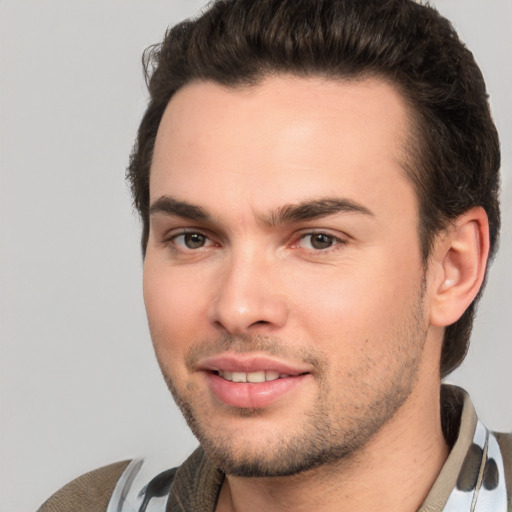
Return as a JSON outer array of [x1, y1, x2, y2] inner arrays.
[[216, 370, 292, 383], [207, 370, 311, 408], [196, 354, 313, 407]]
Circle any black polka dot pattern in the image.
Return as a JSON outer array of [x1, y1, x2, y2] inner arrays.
[[483, 457, 499, 491], [457, 443, 483, 492]]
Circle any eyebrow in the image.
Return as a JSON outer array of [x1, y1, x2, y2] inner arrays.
[[149, 196, 374, 225], [149, 196, 210, 221], [262, 197, 374, 226]]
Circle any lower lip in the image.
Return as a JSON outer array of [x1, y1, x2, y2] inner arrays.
[[205, 372, 310, 408]]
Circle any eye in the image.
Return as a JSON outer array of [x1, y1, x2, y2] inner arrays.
[[173, 232, 211, 249], [297, 233, 343, 251]]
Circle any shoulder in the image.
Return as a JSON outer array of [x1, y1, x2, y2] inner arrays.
[[37, 460, 132, 512], [495, 430, 512, 454], [494, 431, 512, 509]]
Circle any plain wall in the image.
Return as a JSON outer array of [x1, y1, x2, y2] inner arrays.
[[1, 1, 510, 510]]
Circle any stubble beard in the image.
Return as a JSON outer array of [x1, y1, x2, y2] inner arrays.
[[158, 286, 428, 478]]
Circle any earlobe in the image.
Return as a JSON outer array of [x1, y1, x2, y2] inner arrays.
[[429, 207, 490, 327]]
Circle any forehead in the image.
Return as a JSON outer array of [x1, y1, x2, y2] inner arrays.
[[150, 75, 414, 217]]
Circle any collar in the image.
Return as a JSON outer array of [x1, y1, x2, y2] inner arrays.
[[419, 386, 509, 511]]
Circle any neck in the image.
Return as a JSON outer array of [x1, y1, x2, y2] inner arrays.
[[216, 382, 449, 512]]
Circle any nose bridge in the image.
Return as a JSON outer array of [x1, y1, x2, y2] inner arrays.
[[209, 243, 288, 334]]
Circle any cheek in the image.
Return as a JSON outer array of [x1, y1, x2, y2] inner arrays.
[[288, 256, 422, 359], [143, 259, 212, 367], [294, 283, 382, 371]]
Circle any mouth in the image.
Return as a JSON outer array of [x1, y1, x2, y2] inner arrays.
[[197, 355, 312, 408], [214, 369, 306, 383], [197, 353, 312, 376]]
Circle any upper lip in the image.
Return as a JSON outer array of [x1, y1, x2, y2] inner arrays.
[[195, 354, 312, 375]]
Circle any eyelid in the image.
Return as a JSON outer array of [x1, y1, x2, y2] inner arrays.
[[290, 230, 348, 252], [163, 227, 219, 249], [162, 226, 209, 240], [159, 225, 349, 253], [176, 233, 215, 248]]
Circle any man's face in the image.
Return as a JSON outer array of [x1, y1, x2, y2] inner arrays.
[[144, 76, 433, 476]]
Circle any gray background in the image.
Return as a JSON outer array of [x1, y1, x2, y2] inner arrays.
[[1, 1, 510, 510]]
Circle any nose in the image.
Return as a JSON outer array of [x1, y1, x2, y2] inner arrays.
[[208, 251, 289, 335]]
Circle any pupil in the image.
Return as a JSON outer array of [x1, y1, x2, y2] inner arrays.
[[185, 233, 205, 248], [311, 234, 332, 249]]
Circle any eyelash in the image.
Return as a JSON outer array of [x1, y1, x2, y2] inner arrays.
[[293, 232, 347, 253], [165, 231, 218, 251], [163, 230, 347, 255]]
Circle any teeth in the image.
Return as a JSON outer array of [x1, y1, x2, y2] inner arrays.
[[218, 370, 290, 382], [232, 372, 247, 383], [247, 371, 265, 383], [265, 371, 280, 381]]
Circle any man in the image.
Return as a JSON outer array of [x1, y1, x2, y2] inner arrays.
[[38, 0, 510, 511]]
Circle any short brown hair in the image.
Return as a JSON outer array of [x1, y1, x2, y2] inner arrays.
[[127, 0, 500, 377]]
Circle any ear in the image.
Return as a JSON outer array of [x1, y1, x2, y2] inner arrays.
[[429, 207, 490, 327]]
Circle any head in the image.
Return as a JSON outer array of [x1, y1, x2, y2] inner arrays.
[[128, 0, 500, 379], [130, 0, 500, 476]]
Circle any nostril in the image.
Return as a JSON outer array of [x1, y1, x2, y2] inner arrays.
[[209, 294, 288, 334]]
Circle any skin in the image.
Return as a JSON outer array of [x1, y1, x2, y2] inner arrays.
[[144, 76, 461, 511]]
